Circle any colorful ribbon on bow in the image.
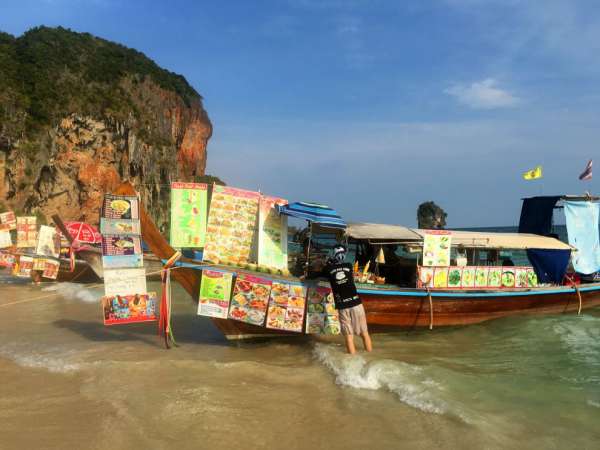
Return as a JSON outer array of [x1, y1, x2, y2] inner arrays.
[[159, 251, 182, 348]]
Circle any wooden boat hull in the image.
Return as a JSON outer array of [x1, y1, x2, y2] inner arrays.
[[113, 182, 600, 340]]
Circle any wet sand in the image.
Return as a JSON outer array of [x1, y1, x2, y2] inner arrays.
[[1, 280, 599, 449]]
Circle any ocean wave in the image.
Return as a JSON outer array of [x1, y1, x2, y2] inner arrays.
[[0, 344, 81, 373], [42, 282, 100, 303], [587, 399, 600, 409], [313, 343, 451, 416]]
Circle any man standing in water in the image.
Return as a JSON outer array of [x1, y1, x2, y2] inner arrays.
[[317, 245, 373, 354]]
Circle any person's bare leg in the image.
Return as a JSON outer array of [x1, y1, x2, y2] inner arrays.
[[361, 331, 372, 352], [344, 334, 356, 354]]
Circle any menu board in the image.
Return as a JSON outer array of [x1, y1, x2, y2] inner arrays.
[[43, 259, 60, 279], [422, 231, 452, 267], [102, 194, 139, 220], [0, 211, 16, 230], [228, 274, 272, 326], [258, 196, 288, 271], [0, 252, 16, 268], [15, 255, 34, 278], [418, 265, 538, 289], [33, 257, 46, 271], [0, 229, 11, 248], [103, 268, 147, 296], [197, 270, 234, 318], [36, 225, 60, 257], [305, 284, 341, 335], [16, 216, 37, 248], [102, 254, 144, 269], [102, 235, 142, 256], [102, 292, 158, 325], [170, 182, 208, 248], [100, 218, 141, 235], [204, 186, 260, 266], [265, 282, 306, 333]]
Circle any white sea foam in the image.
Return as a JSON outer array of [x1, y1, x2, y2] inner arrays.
[[0, 345, 81, 373], [42, 282, 99, 303], [587, 399, 600, 408], [313, 343, 450, 415]]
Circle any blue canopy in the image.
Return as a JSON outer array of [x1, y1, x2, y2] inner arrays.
[[277, 201, 347, 229]]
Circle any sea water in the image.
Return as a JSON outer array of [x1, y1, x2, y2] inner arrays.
[[1, 279, 599, 450]]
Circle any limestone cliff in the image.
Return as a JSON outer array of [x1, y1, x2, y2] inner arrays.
[[0, 26, 212, 231]]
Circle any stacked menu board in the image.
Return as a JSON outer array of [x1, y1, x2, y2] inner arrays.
[[100, 194, 155, 324], [0, 211, 16, 230], [265, 281, 306, 333], [197, 270, 234, 318], [203, 186, 260, 266], [170, 182, 208, 248], [16, 216, 37, 248], [228, 274, 272, 326], [422, 231, 452, 267], [258, 196, 288, 272], [418, 266, 538, 289], [305, 283, 341, 335]]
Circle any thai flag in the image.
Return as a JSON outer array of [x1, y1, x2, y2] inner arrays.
[[579, 160, 593, 180]]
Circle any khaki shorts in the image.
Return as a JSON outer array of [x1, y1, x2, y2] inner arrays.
[[338, 304, 368, 336]]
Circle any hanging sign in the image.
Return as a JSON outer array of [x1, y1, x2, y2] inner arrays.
[[422, 231, 452, 267], [32, 257, 47, 271], [102, 235, 142, 256], [103, 268, 147, 296], [102, 194, 139, 220], [204, 185, 260, 266], [228, 274, 272, 326], [0, 211, 16, 230], [0, 252, 16, 268], [258, 196, 288, 271], [197, 270, 234, 318], [15, 255, 34, 278], [102, 292, 158, 325], [305, 283, 340, 335], [0, 229, 12, 248], [418, 265, 538, 289], [170, 182, 208, 248], [100, 218, 141, 236], [36, 225, 60, 257], [265, 281, 306, 333], [42, 259, 60, 279], [16, 216, 37, 248]]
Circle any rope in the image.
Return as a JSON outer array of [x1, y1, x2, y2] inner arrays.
[[427, 287, 433, 330], [566, 274, 583, 315], [158, 251, 182, 349]]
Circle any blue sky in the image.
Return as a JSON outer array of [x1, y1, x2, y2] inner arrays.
[[1, 0, 599, 226]]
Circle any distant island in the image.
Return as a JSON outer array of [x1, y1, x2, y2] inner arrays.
[[0, 26, 215, 230]]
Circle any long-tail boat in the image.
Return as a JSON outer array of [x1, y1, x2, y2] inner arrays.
[[114, 183, 600, 339]]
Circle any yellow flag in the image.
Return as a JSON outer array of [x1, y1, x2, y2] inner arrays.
[[523, 165, 543, 180]]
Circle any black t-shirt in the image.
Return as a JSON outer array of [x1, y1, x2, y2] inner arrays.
[[322, 262, 361, 310]]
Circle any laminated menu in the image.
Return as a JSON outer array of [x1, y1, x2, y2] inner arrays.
[[0, 211, 16, 230], [17, 216, 37, 248], [433, 267, 448, 288], [102, 194, 139, 220], [0, 229, 11, 248], [0, 252, 15, 268], [475, 267, 489, 288], [422, 231, 452, 267], [33, 257, 46, 271], [15, 255, 34, 278], [258, 196, 288, 271], [102, 292, 158, 325], [203, 185, 259, 266], [197, 270, 234, 319], [36, 225, 60, 257], [228, 274, 272, 326], [43, 259, 60, 279], [265, 282, 306, 333], [103, 268, 147, 296], [170, 182, 208, 248], [418, 267, 434, 288], [305, 284, 340, 335]]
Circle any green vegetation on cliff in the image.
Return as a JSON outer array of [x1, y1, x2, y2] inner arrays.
[[0, 26, 201, 136]]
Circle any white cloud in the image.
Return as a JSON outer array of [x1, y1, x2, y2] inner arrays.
[[445, 78, 520, 109]]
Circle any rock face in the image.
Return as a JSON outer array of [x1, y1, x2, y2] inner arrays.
[[0, 27, 212, 230]]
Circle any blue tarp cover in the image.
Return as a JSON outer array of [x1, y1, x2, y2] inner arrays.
[[518, 196, 561, 235], [564, 201, 600, 275], [527, 248, 570, 284]]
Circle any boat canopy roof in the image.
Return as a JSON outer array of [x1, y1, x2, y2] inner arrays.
[[345, 222, 421, 241], [345, 222, 573, 251]]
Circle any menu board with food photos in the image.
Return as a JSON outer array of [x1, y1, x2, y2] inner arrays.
[[102, 194, 139, 220], [228, 274, 272, 326], [15, 255, 34, 278], [0, 211, 16, 230], [43, 259, 60, 279], [102, 235, 142, 256], [418, 266, 539, 289], [0, 252, 16, 268], [102, 292, 158, 325], [170, 182, 208, 248], [203, 186, 260, 266], [0, 229, 11, 248], [305, 284, 341, 335], [422, 231, 452, 267], [265, 281, 306, 333], [258, 196, 288, 271], [36, 225, 60, 258], [17, 216, 37, 248], [100, 218, 141, 235], [197, 270, 234, 319]]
